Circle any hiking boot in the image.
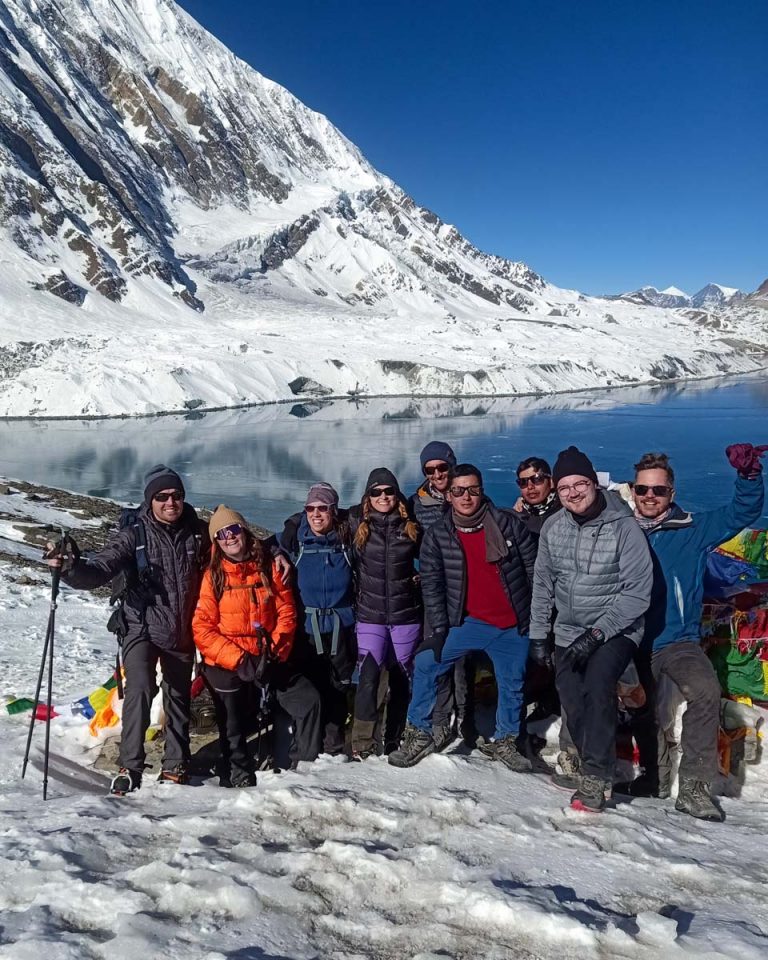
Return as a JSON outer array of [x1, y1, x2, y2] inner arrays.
[[110, 768, 142, 795], [476, 736, 497, 760], [494, 735, 533, 773], [571, 775, 610, 813], [433, 723, 457, 753], [675, 779, 724, 822], [350, 744, 379, 762], [227, 771, 257, 788], [519, 734, 554, 774], [613, 773, 663, 798], [459, 717, 478, 749], [387, 724, 436, 768], [551, 751, 581, 791], [157, 764, 189, 785]]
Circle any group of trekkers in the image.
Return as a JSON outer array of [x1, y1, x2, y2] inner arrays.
[[45, 439, 767, 821]]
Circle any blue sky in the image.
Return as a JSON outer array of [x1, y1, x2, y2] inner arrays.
[[177, 0, 766, 295]]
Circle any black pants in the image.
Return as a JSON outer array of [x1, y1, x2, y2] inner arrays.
[[206, 662, 322, 770], [652, 641, 721, 783], [305, 626, 356, 754], [556, 635, 635, 780], [625, 647, 660, 782], [432, 656, 476, 731], [120, 638, 193, 772]]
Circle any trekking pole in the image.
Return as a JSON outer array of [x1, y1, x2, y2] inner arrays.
[[21, 529, 67, 798]]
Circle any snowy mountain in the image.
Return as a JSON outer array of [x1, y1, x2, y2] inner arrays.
[[619, 283, 745, 311], [0, 0, 766, 417]]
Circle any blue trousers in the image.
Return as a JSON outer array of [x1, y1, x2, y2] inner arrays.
[[408, 618, 529, 739]]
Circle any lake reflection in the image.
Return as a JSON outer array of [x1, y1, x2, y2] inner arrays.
[[1, 375, 767, 531]]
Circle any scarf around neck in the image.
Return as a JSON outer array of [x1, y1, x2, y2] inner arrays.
[[522, 490, 558, 517], [634, 507, 671, 532], [452, 499, 507, 563]]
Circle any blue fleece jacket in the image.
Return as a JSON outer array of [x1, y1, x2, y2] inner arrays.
[[644, 474, 765, 652]]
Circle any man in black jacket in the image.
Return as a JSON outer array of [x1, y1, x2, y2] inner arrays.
[[389, 463, 537, 771], [47, 465, 207, 794]]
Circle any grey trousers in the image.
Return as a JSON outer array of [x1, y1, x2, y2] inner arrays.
[[652, 641, 721, 783], [120, 638, 193, 772]]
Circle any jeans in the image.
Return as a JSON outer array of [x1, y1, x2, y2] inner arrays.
[[408, 618, 528, 739]]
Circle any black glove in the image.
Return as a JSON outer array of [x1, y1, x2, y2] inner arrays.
[[237, 651, 268, 685], [563, 627, 605, 670], [528, 636, 554, 670]]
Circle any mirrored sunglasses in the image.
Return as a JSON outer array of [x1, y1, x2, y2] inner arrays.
[[450, 484, 482, 498], [215, 522, 244, 541]]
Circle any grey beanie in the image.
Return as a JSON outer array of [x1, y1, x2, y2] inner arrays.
[[144, 464, 185, 505]]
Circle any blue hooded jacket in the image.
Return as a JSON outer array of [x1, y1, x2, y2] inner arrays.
[[644, 475, 764, 652]]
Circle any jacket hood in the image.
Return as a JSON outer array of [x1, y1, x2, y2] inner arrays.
[[654, 502, 694, 530], [363, 467, 401, 497]]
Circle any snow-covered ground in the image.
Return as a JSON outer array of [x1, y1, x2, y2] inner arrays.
[[1, 486, 767, 959]]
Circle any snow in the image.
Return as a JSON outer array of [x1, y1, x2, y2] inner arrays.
[[1, 490, 767, 958], [661, 286, 689, 298]]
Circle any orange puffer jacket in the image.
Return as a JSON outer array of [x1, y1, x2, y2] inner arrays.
[[192, 557, 296, 670]]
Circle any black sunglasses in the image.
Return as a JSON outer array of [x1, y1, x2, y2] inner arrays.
[[516, 473, 550, 488], [369, 486, 396, 497], [633, 484, 672, 497], [450, 484, 482, 498], [153, 491, 183, 503], [425, 462, 449, 476]]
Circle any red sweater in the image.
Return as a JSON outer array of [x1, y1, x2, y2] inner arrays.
[[457, 529, 517, 629]]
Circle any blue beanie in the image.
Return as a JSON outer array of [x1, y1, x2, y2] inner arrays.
[[419, 441, 457, 473]]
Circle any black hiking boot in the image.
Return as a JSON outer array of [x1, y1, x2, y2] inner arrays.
[[110, 768, 142, 795], [433, 723, 457, 753], [570, 775, 610, 813], [494, 735, 533, 773], [675, 779, 724, 822], [613, 773, 664, 798], [388, 724, 436, 768], [551, 751, 581, 791]]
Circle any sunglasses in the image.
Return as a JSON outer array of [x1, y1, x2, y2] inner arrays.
[[425, 462, 449, 476], [449, 484, 482, 498], [305, 504, 331, 514], [153, 491, 183, 503], [369, 486, 396, 497], [633, 484, 672, 497], [215, 523, 244, 541], [517, 473, 550, 488]]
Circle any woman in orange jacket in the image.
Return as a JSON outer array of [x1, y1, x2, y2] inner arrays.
[[193, 506, 321, 786]]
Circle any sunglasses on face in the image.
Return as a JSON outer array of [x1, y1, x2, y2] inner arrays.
[[516, 473, 550, 488], [215, 523, 244, 541], [425, 462, 449, 476], [153, 491, 183, 503], [556, 480, 592, 496], [633, 484, 672, 497], [450, 485, 482, 498], [369, 486, 396, 498], [305, 504, 331, 514]]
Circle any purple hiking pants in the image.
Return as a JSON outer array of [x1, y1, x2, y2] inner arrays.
[[355, 622, 422, 671]]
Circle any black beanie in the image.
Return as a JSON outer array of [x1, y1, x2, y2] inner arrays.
[[144, 464, 185, 505], [364, 467, 401, 499], [552, 446, 597, 487], [419, 440, 457, 472]]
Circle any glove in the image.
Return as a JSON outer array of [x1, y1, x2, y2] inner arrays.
[[528, 636, 554, 670], [726, 443, 768, 479], [563, 627, 605, 671], [237, 651, 268, 685]]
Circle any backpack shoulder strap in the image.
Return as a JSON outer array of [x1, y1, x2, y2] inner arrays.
[[133, 517, 149, 580]]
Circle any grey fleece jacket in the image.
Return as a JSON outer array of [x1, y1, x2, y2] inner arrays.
[[529, 490, 653, 647]]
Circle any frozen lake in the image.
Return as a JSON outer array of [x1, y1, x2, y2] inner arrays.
[[2, 373, 767, 529]]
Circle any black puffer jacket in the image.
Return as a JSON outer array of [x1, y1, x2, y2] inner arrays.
[[349, 507, 421, 625], [65, 503, 208, 654], [419, 500, 537, 654]]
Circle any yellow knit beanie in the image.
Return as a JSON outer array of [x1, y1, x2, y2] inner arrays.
[[209, 504, 249, 541]]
